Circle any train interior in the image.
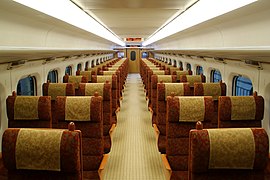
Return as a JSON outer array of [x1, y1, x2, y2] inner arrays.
[[1, 0, 270, 179]]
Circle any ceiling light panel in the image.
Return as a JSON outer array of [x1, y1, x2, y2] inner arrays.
[[13, 0, 125, 46], [143, 0, 258, 46]]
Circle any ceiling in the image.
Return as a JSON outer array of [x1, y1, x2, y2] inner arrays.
[[1, 0, 270, 64], [71, 0, 197, 40]]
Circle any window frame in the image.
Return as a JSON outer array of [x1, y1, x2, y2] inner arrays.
[[142, 52, 148, 58], [211, 69, 222, 83], [17, 76, 37, 96], [186, 63, 191, 71], [47, 69, 58, 83], [65, 65, 72, 75], [178, 61, 183, 68], [196, 65, 203, 75], [233, 75, 253, 96], [130, 51, 136, 61], [85, 61, 89, 71], [77, 63, 82, 71]]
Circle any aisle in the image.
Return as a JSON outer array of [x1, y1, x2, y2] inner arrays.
[[104, 73, 165, 180]]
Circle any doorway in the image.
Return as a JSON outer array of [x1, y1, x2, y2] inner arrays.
[[127, 48, 140, 73]]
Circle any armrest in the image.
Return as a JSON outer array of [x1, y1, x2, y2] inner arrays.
[[153, 124, 160, 141], [161, 154, 172, 180], [115, 107, 120, 114], [98, 154, 109, 180], [109, 124, 116, 137], [148, 107, 153, 115]]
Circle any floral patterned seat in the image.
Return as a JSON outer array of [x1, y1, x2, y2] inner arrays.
[[150, 74, 177, 124], [165, 96, 214, 179], [6, 91, 52, 128], [189, 127, 268, 180], [2, 123, 83, 179], [218, 92, 264, 128], [42, 82, 75, 128], [156, 82, 191, 154], [78, 82, 112, 154], [56, 94, 104, 179], [194, 82, 227, 127], [91, 75, 118, 124]]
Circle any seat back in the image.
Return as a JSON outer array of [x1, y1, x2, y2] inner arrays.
[[189, 127, 269, 180], [2, 124, 83, 180], [194, 82, 227, 127], [218, 93, 264, 128], [42, 82, 75, 128], [6, 92, 52, 128], [78, 82, 112, 153], [56, 95, 103, 178], [63, 75, 88, 95], [166, 96, 214, 178], [76, 70, 96, 82], [179, 75, 206, 94], [100, 70, 121, 100], [91, 75, 118, 124], [151, 75, 177, 124], [172, 70, 192, 81], [156, 82, 191, 153], [168, 67, 182, 74], [147, 70, 169, 107]]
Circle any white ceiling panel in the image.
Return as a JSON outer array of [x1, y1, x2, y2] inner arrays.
[[72, 0, 196, 39]]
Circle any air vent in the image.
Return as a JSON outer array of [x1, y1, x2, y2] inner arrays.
[[7, 60, 26, 70], [244, 60, 263, 70], [11, 60, 26, 66], [245, 60, 259, 66], [214, 57, 226, 63]]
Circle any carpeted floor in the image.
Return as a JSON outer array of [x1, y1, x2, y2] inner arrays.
[[104, 73, 165, 180]]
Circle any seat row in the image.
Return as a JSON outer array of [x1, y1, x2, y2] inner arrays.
[[2, 58, 129, 179], [140, 58, 202, 124], [64, 58, 128, 124], [140, 58, 267, 179], [163, 92, 264, 179], [163, 122, 269, 180], [6, 92, 103, 179]]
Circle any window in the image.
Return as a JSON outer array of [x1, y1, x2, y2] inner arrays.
[[196, 66, 203, 75], [130, 51, 136, 61], [186, 63, 191, 71], [77, 63, 82, 71], [85, 61, 89, 70], [173, 60, 177, 67], [47, 70, 58, 83], [178, 61, 183, 68], [65, 65, 72, 75], [118, 52, 124, 58], [17, 76, 36, 96], [211, 70, 222, 82], [233, 76, 253, 96], [142, 52, 148, 58]]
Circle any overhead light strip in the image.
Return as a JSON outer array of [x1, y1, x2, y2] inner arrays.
[[70, 0, 122, 40], [13, 0, 125, 46], [143, 0, 258, 46], [147, 0, 199, 41]]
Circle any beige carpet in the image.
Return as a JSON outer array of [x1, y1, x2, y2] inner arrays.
[[104, 73, 165, 180]]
